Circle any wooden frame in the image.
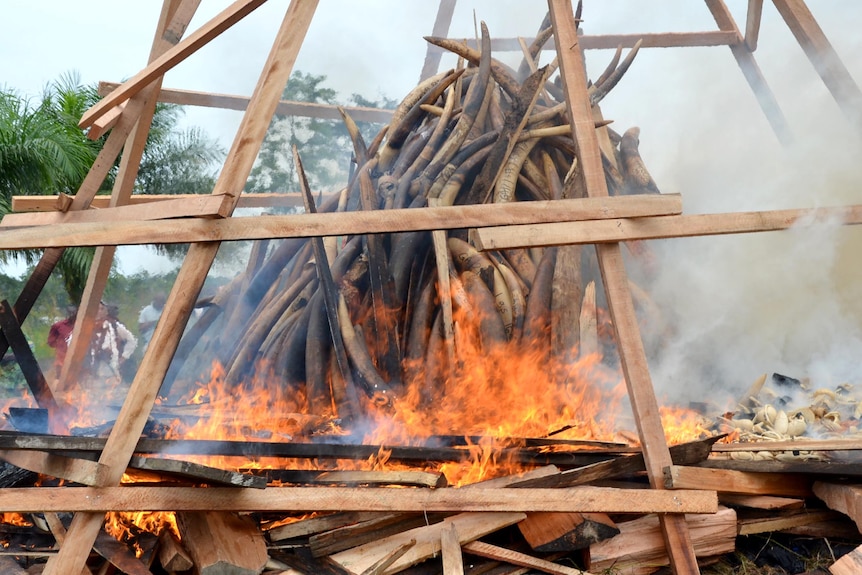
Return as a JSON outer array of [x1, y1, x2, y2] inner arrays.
[[0, 1, 857, 573]]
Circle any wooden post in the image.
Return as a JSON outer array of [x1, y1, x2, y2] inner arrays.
[[547, 1, 700, 573], [57, 0, 201, 393], [419, 0, 457, 82], [703, 0, 793, 145], [42, 1, 320, 573], [744, 0, 764, 51], [770, 0, 862, 134], [0, 301, 59, 413]]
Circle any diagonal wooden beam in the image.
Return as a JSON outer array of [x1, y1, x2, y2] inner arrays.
[[704, 0, 793, 145], [745, 0, 764, 51], [419, 0, 457, 81], [43, 1, 320, 573], [547, 1, 699, 573], [770, 0, 862, 134], [58, 0, 202, 395], [78, 0, 268, 129]]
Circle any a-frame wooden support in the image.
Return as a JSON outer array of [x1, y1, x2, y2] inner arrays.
[[0, 1, 854, 574], [43, 1, 319, 572]]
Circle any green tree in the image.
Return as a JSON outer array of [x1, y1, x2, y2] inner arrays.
[[246, 70, 396, 195], [0, 72, 224, 298]]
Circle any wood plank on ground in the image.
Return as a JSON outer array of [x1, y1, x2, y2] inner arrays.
[[828, 544, 862, 575], [736, 509, 839, 536], [0, 486, 718, 514], [177, 511, 269, 575], [329, 512, 525, 575], [664, 465, 813, 497], [813, 481, 862, 532], [588, 506, 737, 575], [462, 540, 589, 575]]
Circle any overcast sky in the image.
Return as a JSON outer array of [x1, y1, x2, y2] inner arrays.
[[3, 1, 862, 401]]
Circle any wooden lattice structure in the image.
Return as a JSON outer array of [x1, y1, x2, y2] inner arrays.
[[1, 1, 862, 573]]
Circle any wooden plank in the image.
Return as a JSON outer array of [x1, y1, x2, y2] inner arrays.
[[419, 0, 457, 81], [718, 493, 805, 510], [57, 0, 201, 395], [429, 31, 739, 52], [704, 0, 793, 144], [829, 545, 862, 575], [99, 81, 395, 124], [330, 512, 526, 575], [268, 511, 388, 542], [0, 194, 684, 249], [813, 481, 862, 532], [588, 506, 738, 574], [745, 0, 764, 51], [440, 523, 464, 575], [771, 0, 862, 132], [664, 465, 813, 497], [46, 2, 320, 574], [157, 530, 194, 573], [0, 486, 718, 513], [0, 449, 103, 486], [177, 511, 268, 575], [473, 205, 862, 250], [462, 541, 588, 575], [11, 192, 334, 212], [0, 301, 59, 412], [518, 512, 619, 552], [78, 0, 269, 128], [737, 509, 838, 535], [547, 2, 698, 573], [712, 438, 862, 453], [128, 456, 266, 488], [262, 469, 447, 488], [0, 194, 226, 227]]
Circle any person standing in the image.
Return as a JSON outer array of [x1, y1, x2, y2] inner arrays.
[[87, 302, 137, 399], [138, 291, 166, 351], [46, 306, 77, 382]]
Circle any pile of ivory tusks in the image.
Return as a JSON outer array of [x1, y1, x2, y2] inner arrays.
[[719, 375, 862, 461], [167, 17, 656, 425]]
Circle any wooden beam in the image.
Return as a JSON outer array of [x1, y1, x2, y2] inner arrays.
[[548, 1, 698, 572], [664, 465, 814, 498], [58, 0, 201, 396], [830, 545, 862, 575], [712, 437, 862, 453], [474, 205, 862, 250], [428, 30, 739, 52], [176, 511, 269, 575], [812, 481, 862, 532], [770, 0, 862, 133], [745, 0, 765, 51], [588, 507, 738, 574], [737, 509, 838, 536], [98, 82, 395, 124], [704, 0, 793, 145], [47, 2, 320, 574], [330, 513, 525, 575], [0, 486, 718, 514], [78, 0, 268, 128], [1, 194, 226, 227], [11, 192, 334, 212], [0, 194, 683, 248], [419, 0, 457, 81], [0, 301, 59, 413], [0, 450, 104, 487], [440, 523, 464, 575], [462, 541, 588, 575]]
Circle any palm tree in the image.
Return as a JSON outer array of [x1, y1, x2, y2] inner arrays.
[[0, 72, 224, 299]]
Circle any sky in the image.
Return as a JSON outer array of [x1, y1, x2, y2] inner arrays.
[[2, 0, 862, 403]]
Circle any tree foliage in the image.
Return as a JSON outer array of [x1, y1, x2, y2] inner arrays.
[[246, 71, 396, 195], [0, 72, 225, 298]]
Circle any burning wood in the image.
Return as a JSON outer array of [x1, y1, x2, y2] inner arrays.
[[4, 6, 862, 575]]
